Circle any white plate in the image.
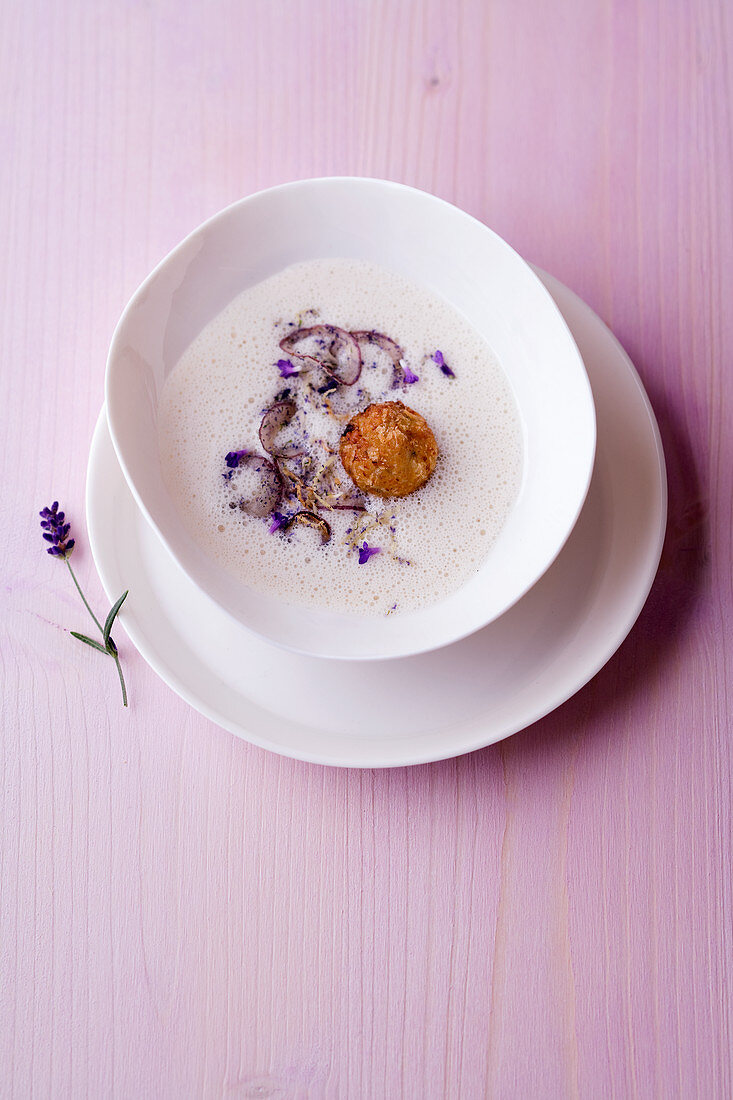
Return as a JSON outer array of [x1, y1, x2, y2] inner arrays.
[[87, 271, 666, 768]]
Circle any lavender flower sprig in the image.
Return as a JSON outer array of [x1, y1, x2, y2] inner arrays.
[[40, 502, 129, 707]]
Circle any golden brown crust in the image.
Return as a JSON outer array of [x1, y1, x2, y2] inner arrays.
[[339, 401, 439, 498]]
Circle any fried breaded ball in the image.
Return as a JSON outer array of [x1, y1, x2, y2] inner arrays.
[[339, 401, 439, 498]]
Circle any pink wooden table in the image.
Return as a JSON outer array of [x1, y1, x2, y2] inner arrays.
[[2, 1, 731, 1096]]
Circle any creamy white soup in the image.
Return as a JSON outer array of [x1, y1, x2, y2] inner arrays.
[[158, 258, 523, 615]]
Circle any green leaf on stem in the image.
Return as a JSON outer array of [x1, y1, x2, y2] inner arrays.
[[103, 590, 128, 645], [71, 631, 110, 654]]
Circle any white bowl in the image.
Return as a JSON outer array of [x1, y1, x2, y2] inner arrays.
[[106, 178, 595, 660]]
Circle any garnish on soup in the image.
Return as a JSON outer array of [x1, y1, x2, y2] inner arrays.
[[157, 257, 523, 616], [339, 400, 438, 499], [228, 327, 438, 559]]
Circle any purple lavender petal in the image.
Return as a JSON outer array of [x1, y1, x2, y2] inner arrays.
[[277, 358, 300, 379], [433, 349, 455, 377], [268, 511, 289, 534], [225, 449, 249, 469], [403, 365, 419, 385], [358, 541, 381, 565]]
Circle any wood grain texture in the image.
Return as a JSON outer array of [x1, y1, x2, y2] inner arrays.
[[1, 0, 731, 1096]]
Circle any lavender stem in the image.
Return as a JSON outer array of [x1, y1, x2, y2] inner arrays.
[[66, 558, 104, 633], [66, 558, 128, 706], [111, 650, 128, 708]]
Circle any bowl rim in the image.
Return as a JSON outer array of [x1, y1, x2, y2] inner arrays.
[[105, 176, 597, 660]]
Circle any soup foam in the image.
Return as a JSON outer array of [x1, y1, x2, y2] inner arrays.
[[158, 258, 523, 616]]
